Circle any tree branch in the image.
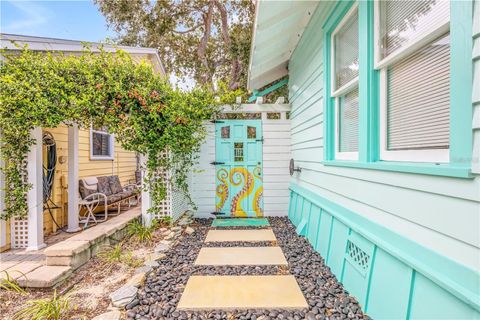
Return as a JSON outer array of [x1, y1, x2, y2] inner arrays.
[[172, 24, 202, 34]]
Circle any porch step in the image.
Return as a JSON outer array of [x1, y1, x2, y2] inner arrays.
[[44, 207, 142, 270], [16, 266, 72, 288], [0, 261, 43, 281], [177, 275, 308, 310], [205, 229, 276, 242], [194, 247, 287, 266], [211, 218, 270, 227]]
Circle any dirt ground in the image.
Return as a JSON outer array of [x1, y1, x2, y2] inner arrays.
[[0, 223, 172, 320]]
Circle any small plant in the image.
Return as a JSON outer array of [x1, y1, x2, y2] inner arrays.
[[127, 219, 159, 244], [14, 290, 69, 320], [124, 251, 143, 268], [97, 243, 124, 267], [0, 271, 27, 295], [158, 216, 173, 226], [97, 243, 142, 269]]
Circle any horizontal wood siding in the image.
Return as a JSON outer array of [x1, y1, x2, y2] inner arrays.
[[41, 126, 137, 238], [473, 0, 480, 173], [289, 0, 480, 270], [262, 120, 291, 216], [190, 123, 216, 218]]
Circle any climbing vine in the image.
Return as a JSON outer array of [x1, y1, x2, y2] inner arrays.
[[0, 46, 218, 220]]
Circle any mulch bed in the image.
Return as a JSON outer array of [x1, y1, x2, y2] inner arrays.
[[128, 217, 369, 320]]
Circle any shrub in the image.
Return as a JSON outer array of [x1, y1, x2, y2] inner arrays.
[[14, 290, 69, 320]]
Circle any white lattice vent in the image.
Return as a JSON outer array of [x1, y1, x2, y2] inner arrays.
[[345, 239, 371, 277], [12, 218, 28, 248]]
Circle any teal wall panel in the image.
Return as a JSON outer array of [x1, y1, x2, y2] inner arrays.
[[342, 231, 375, 306], [306, 205, 321, 247], [318, 210, 333, 259], [409, 273, 479, 320], [366, 248, 412, 319], [288, 186, 480, 319], [327, 219, 349, 277], [296, 200, 311, 236], [293, 193, 304, 225], [288, 192, 297, 221]]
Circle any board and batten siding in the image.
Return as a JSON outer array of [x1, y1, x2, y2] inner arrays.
[[287, 1, 479, 318], [190, 119, 291, 218]]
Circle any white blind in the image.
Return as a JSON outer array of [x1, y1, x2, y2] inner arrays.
[[379, 0, 450, 59], [387, 34, 450, 151], [334, 9, 359, 89], [339, 88, 359, 152]]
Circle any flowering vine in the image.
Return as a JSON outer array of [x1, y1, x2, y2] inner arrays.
[[0, 46, 218, 220]]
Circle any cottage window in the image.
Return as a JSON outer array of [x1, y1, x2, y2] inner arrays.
[[376, 0, 450, 162], [331, 4, 359, 160], [90, 126, 114, 160]]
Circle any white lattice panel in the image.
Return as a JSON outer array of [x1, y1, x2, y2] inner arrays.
[[172, 188, 190, 221], [11, 218, 28, 248], [149, 151, 173, 220]]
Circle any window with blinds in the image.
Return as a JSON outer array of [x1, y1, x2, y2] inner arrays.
[[378, 0, 450, 60], [334, 8, 359, 90], [387, 34, 450, 151], [339, 88, 359, 152], [91, 126, 114, 159]]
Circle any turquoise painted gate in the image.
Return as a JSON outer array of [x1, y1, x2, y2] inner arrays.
[[214, 120, 263, 217]]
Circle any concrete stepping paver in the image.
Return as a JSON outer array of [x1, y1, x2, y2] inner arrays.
[[16, 265, 72, 288], [177, 275, 308, 310], [212, 218, 270, 227], [194, 247, 287, 266], [205, 229, 276, 242]]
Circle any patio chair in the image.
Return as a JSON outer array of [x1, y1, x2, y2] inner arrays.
[[78, 176, 139, 228]]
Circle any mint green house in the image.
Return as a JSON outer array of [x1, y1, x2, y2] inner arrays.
[[247, 1, 480, 318]]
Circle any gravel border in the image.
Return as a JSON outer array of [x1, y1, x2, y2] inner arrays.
[[127, 218, 368, 320]]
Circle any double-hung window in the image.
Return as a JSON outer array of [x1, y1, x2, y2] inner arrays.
[[90, 126, 114, 160], [331, 4, 359, 160], [375, 0, 450, 163]]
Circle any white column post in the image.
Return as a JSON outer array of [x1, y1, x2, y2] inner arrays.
[[0, 134, 6, 249], [140, 154, 152, 226], [67, 124, 80, 232], [26, 127, 46, 251]]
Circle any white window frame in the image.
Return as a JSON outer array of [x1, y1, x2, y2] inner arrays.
[[375, 2, 450, 163], [373, 0, 450, 69], [331, 3, 359, 161], [90, 126, 115, 160]]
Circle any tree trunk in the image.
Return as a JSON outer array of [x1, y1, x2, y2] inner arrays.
[[197, 1, 214, 85]]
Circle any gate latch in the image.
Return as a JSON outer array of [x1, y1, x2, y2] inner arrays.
[[256, 137, 264, 143], [210, 161, 225, 165]]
